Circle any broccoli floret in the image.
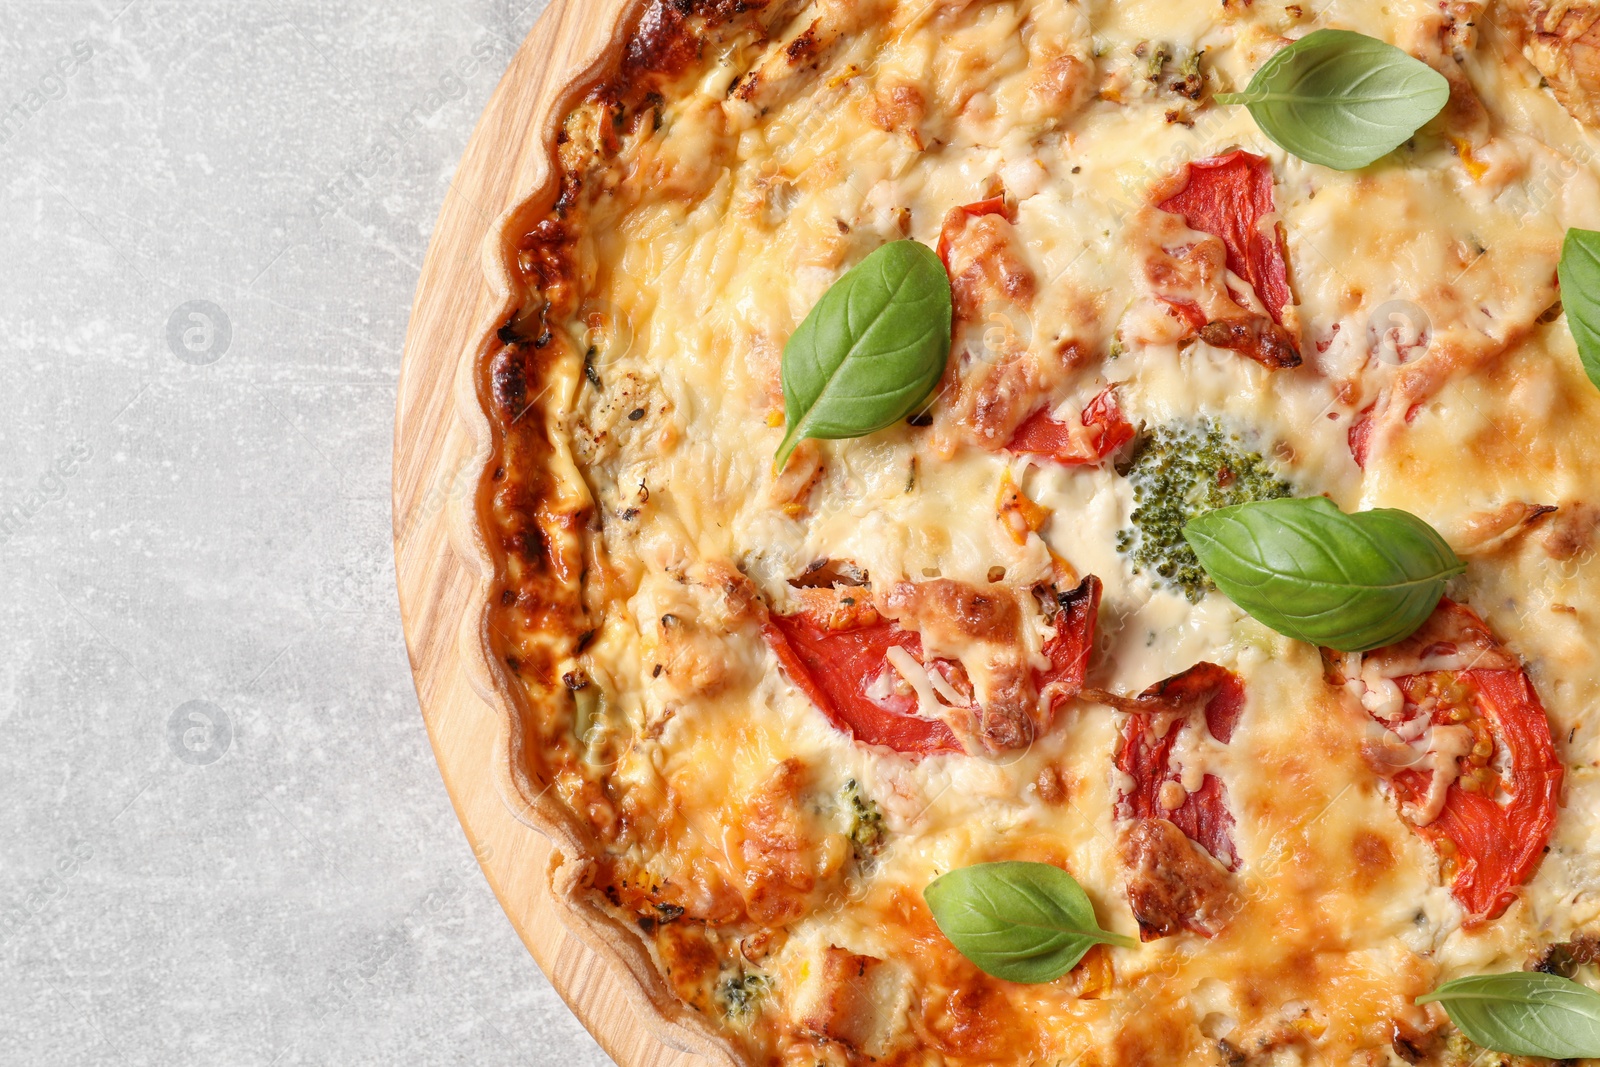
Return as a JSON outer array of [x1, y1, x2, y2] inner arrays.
[[842, 778, 886, 859], [718, 973, 772, 1022], [1119, 420, 1292, 601]]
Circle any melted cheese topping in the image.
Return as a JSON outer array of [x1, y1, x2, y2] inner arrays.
[[492, 0, 1600, 1063]]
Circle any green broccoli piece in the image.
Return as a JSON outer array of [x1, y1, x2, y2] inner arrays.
[[843, 779, 886, 859], [718, 973, 772, 1022], [1119, 420, 1292, 601]]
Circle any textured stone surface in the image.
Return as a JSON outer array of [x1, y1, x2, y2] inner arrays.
[[0, 1, 612, 1063]]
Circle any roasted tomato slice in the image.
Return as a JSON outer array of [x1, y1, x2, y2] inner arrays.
[[1039, 576, 1102, 709], [937, 196, 1012, 272], [767, 576, 1102, 758], [1093, 663, 1244, 939], [1157, 150, 1293, 326], [1347, 397, 1426, 470], [764, 614, 964, 757], [1006, 389, 1135, 466], [1351, 600, 1564, 924], [1110, 663, 1243, 868], [1348, 403, 1377, 469]]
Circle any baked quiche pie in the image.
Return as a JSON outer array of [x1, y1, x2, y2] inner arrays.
[[472, 0, 1600, 1063]]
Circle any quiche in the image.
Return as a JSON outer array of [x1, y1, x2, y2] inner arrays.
[[472, 1, 1600, 1064]]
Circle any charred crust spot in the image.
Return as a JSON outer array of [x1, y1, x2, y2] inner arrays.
[[636, 900, 685, 936], [1122, 818, 1233, 940], [786, 24, 820, 63], [729, 72, 756, 101], [1391, 1032, 1425, 1064], [1199, 316, 1302, 369], [1169, 74, 1204, 101], [490, 349, 528, 417], [623, 1, 701, 81], [1536, 934, 1600, 976], [517, 218, 577, 299], [530, 218, 566, 245], [554, 173, 583, 218], [620, 0, 771, 85]]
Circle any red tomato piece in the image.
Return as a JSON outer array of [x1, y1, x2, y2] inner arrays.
[[937, 196, 1012, 272], [1007, 390, 1135, 466], [767, 576, 1103, 758], [1157, 150, 1294, 326], [1348, 403, 1377, 469], [1112, 663, 1244, 873], [763, 614, 964, 757], [1039, 576, 1103, 709], [1081, 389, 1136, 458], [1359, 602, 1563, 924], [1158, 297, 1209, 335]]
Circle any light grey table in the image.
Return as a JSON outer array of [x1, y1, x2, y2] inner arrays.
[[1, 2, 613, 1063]]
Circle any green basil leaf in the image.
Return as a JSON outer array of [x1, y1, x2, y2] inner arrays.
[[1182, 497, 1465, 653], [923, 861, 1137, 984], [1418, 972, 1600, 1059], [776, 240, 951, 469], [1215, 29, 1450, 171], [1559, 228, 1600, 392]]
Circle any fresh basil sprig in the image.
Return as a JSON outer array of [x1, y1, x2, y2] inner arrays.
[[1182, 497, 1465, 653], [1215, 29, 1450, 171], [776, 241, 951, 470], [1418, 972, 1600, 1059], [1559, 228, 1600, 391], [923, 861, 1137, 984]]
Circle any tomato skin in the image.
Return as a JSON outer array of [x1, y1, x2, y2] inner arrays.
[[766, 576, 1102, 758], [763, 614, 964, 757], [1006, 390, 1133, 466], [937, 196, 1012, 271], [1359, 602, 1564, 924], [1347, 399, 1425, 469], [1112, 663, 1244, 872], [1389, 668, 1563, 923], [1039, 576, 1102, 710], [1157, 150, 1294, 326], [1156, 151, 1301, 369], [1348, 403, 1376, 469]]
